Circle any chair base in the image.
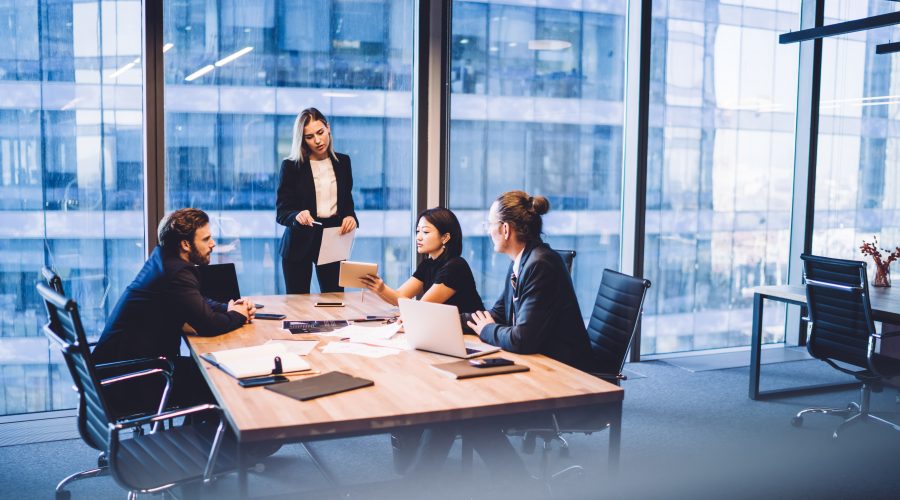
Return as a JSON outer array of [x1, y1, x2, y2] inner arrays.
[[791, 384, 900, 438], [56, 466, 108, 500]]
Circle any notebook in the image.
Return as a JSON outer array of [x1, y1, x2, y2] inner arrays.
[[201, 344, 310, 379], [265, 371, 374, 401], [431, 360, 530, 379]]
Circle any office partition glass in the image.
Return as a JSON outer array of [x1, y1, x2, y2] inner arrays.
[[162, 0, 415, 295], [812, 1, 900, 275], [0, 0, 146, 415], [447, 1, 626, 314], [641, 1, 800, 355]]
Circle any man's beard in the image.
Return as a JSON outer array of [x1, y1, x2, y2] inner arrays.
[[188, 243, 210, 265]]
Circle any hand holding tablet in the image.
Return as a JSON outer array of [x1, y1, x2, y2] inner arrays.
[[338, 261, 378, 289]]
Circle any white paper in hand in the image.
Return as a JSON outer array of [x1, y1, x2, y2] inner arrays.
[[318, 227, 355, 265]]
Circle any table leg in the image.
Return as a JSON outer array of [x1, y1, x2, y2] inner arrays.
[[749, 293, 764, 400], [238, 440, 247, 498], [607, 400, 621, 474]]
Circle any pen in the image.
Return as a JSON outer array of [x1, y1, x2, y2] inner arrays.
[[311, 221, 322, 226]]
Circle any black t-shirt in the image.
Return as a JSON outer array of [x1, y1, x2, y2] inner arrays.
[[412, 254, 485, 314]]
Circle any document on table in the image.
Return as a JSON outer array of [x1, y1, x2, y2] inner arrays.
[[321, 341, 400, 358], [264, 339, 319, 356], [317, 227, 356, 265], [201, 344, 311, 379], [330, 322, 401, 341]]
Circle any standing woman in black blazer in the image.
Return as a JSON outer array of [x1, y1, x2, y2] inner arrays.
[[276, 108, 358, 293]]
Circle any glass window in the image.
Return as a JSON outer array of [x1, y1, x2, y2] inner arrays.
[[0, 0, 145, 415], [813, 1, 900, 277], [448, 1, 627, 321], [162, 0, 415, 296], [642, 1, 800, 355]]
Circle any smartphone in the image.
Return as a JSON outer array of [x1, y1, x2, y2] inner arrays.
[[315, 301, 344, 307], [469, 358, 514, 368], [255, 313, 286, 320], [238, 375, 288, 388]]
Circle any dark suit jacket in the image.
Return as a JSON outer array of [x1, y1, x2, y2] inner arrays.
[[92, 247, 247, 363], [275, 153, 358, 261], [470, 242, 594, 372]]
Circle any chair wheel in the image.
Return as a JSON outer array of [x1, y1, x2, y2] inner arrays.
[[56, 490, 71, 500], [791, 416, 803, 427]]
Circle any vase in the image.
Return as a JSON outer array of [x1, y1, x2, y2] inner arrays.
[[873, 262, 891, 288]]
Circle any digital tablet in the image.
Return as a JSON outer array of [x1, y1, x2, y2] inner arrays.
[[338, 261, 378, 289]]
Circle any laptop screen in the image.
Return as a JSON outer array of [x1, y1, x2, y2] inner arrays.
[[198, 263, 241, 303]]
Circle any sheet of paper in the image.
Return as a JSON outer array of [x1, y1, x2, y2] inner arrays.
[[317, 227, 355, 265], [352, 336, 410, 351], [264, 339, 319, 356], [331, 322, 401, 341], [321, 341, 399, 358]]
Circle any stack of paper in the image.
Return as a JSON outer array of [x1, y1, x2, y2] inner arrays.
[[202, 344, 311, 379]]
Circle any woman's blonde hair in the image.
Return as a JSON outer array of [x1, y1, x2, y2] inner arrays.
[[287, 107, 338, 164]]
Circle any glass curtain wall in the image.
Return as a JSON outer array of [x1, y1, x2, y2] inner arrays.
[[641, 1, 801, 355], [0, 0, 145, 415], [813, 1, 900, 274], [162, 0, 415, 294], [448, 1, 627, 314]]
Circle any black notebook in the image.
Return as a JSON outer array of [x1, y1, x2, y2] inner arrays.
[[283, 320, 349, 334], [265, 371, 374, 401]]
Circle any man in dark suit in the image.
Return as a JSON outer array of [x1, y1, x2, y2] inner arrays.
[[93, 208, 253, 414]]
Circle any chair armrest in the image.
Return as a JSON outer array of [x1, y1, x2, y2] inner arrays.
[[101, 368, 173, 427], [95, 356, 173, 378], [111, 403, 223, 431]]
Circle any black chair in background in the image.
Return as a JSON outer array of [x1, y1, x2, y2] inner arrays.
[[790, 254, 900, 438], [37, 282, 238, 499], [507, 269, 651, 479], [42, 266, 65, 294], [555, 249, 576, 275]]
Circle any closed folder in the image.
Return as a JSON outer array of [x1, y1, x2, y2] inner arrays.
[[265, 371, 374, 401], [431, 360, 530, 379]]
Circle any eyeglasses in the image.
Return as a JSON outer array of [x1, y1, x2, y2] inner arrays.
[[481, 220, 502, 233]]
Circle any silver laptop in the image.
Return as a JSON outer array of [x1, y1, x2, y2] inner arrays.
[[398, 298, 500, 359]]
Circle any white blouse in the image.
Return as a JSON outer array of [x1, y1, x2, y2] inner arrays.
[[310, 158, 338, 218]]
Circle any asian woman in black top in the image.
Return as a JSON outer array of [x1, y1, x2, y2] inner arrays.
[[359, 207, 484, 313]]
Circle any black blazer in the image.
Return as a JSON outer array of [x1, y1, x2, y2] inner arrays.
[[470, 242, 594, 372], [275, 153, 358, 261], [92, 247, 246, 364]]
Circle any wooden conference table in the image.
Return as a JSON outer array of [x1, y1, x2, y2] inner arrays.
[[749, 284, 900, 400], [187, 292, 624, 495]]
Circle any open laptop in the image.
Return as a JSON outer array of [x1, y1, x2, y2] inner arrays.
[[398, 298, 500, 359], [198, 263, 264, 309]]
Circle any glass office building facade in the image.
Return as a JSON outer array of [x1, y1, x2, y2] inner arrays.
[[2, 0, 899, 415]]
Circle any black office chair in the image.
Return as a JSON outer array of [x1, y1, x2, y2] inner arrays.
[[507, 269, 651, 478], [42, 266, 65, 294], [37, 282, 239, 499], [790, 254, 900, 438], [555, 249, 576, 275]]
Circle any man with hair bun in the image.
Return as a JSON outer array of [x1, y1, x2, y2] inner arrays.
[[93, 208, 254, 414], [466, 190, 593, 372]]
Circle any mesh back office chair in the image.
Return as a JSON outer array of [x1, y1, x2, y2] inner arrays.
[[554, 249, 576, 275], [37, 282, 239, 499], [39, 268, 182, 498], [507, 269, 651, 479], [790, 254, 900, 438]]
